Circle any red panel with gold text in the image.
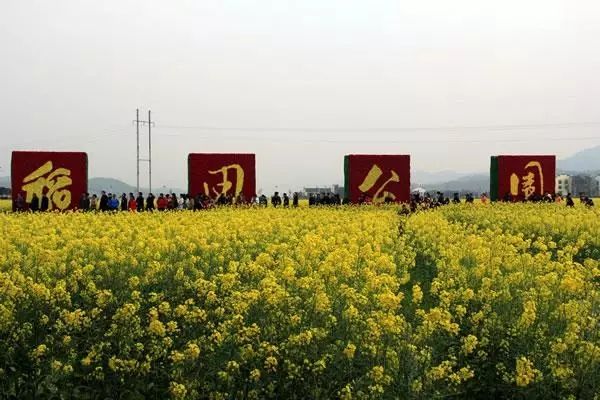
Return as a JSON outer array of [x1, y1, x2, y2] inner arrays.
[[496, 155, 555, 201], [345, 154, 410, 203], [11, 151, 88, 211], [188, 153, 256, 200]]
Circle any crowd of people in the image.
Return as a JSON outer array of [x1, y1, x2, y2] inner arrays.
[[11, 189, 595, 212], [11, 191, 303, 212]]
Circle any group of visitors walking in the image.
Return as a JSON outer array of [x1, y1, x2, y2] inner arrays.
[[11, 188, 595, 212]]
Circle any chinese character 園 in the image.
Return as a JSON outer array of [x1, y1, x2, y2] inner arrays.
[[203, 164, 245, 197]]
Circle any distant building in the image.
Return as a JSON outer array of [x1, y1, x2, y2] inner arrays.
[[303, 184, 344, 197], [571, 175, 596, 197], [555, 175, 572, 196]]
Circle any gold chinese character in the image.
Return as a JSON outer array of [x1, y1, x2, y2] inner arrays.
[[203, 164, 245, 197], [21, 161, 73, 210], [509, 161, 544, 199], [521, 161, 544, 199], [358, 164, 400, 203]]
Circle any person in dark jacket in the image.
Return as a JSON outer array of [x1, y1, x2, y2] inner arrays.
[[453, 193, 461, 204], [99, 191, 109, 211], [283, 193, 290, 207], [259, 194, 268, 207], [14, 193, 25, 212], [292, 193, 299, 207], [79, 193, 90, 211], [136, 192, 145, 212], [30, 193, 40, 212], [586, 197, 594, 207], [566, 193, 574, 207], [120, 193, 128, 211], [40, 193, 49, 212], [146, 193, 155, 211], [271, 192, 282, 207], [437, 191, 445, 205]]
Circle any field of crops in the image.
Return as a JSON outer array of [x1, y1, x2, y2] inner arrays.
[[0, 199, 11, 212], [1, 204, 599, 399]]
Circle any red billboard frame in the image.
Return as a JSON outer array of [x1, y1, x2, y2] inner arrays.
[[11, 151, 88, 211]]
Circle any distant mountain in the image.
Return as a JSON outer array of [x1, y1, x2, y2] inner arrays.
[[89, 177, 186, 195], [557, 145, 600, 172], [0, 176, 9, 187], [417, 173, 489, 194], [412, 170, 468, 185], [88, 178, 137, 194]]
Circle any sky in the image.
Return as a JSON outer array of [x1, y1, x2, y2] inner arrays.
[[1, 0, 599, 193]]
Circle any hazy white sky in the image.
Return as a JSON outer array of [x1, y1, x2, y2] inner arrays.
[[1, 0, 599, 192]]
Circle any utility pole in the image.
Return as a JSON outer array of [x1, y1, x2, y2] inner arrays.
[[133, 109, 154, 193], [148, 110, 152, 193], [135, 109, 140, 193]]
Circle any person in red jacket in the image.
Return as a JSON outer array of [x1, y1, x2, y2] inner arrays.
[[157, 193, 168, 211], [128, 193, 137, 211]]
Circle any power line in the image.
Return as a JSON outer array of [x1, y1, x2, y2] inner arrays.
[[155, 121, 600, 133], [151, 129, 600, 144]]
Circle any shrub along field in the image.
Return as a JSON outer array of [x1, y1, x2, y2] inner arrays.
[[0, 204, 598, 399]]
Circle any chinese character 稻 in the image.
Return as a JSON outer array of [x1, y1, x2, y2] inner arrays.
[[21, 161, 73, 210]]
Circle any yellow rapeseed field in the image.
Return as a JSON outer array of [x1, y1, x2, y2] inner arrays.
[[0, 199, 11, 212], [0, 204, 599, 399]]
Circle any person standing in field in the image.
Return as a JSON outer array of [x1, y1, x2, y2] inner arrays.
[[453, 193, 461, 204], [79, 193, 88, 211], [90, 194, 98, 211], [566, 193, 574, 207], [128, 193, 137, 211], [14, 193, 25, 212], [146, 193, 155, 211], [259, 194, 268, 207], [283, 193, 289, 207], [157, 194, 167, 211], [29, 193, 40, 212], [99, 191, 109, 211], [293, 192, 299, 207], [40, 193, 49, 212], [136, 192, 145, 212], [108, 194, 119, 211], [120, 193, 128, 211], [271, 192, 282, 207]]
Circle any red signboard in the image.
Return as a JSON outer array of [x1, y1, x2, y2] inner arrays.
[[492, 155, 555, 201], [11, 151, 88, 211], [344, 154, 410, 203], [188, 153, 256, 200]]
